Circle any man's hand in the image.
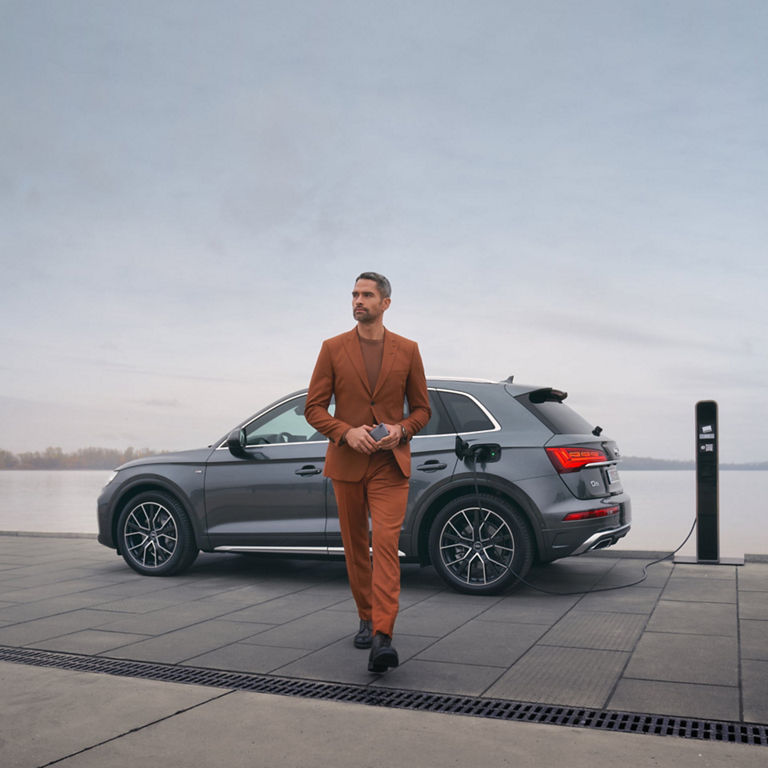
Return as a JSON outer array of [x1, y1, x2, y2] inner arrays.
[[344, 424, 401, 454], [344, 425, 380, 455], [373, 424, 401, 451]]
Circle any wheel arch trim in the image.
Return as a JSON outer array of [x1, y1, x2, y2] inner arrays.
[[109, 476, 204, 554], [410, 474, 545, 566]]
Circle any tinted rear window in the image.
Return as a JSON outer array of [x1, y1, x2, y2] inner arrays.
[[413, 389, 496, 436], [440, 391, 495, 433], [517, 396, 594, 435]]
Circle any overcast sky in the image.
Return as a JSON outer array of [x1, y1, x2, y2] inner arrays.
[[1, 0, 766, 463]]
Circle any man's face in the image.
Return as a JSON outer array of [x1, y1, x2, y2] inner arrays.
[[352, 279, 390, 324]]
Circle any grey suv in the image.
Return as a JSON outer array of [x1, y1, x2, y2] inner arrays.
[[97, 378, 631, 594]]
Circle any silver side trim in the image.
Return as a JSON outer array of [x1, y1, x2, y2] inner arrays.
[[214, 545, 406, 557], [215, 439, 328, 451], [583, 461, 620, 468]]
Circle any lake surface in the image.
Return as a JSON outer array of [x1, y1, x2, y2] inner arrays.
[[0, 469, 765, 557]]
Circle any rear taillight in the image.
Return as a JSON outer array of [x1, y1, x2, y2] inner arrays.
[[563, 506, 619, 521], [546, 446, 607, 473]]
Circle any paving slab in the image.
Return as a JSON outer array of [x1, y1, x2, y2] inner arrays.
[[0, 608, 122, 646], [239, 609, 362, 650], [538, 610, 647, 651], [0, 660, 222, 768], [181, 640, 309, 674], [27, 629, 152, 655], [661, 577, 737, 603], [574, 585, 662, 614], [102, 619, 266, 663], [0, 578, 124, 603], [94, 600, 239, 634], [517, 559, 613, 592], [738, 563, 768, 591], [672, 564, 738, 580], [623, 633, 738, 686], [740, 591, 768, 620], [593, 558, 673, 589], [415, 619, 547, 666], [483, 646, 629, 707], [646, 600, 738, 635], [0, 594, 114, 624], [740, 620, 768, 661], [474, 592, 579, 624], [608, 678, 741, 721], [372, 657, 504, 696], [221, 592, 348, 624], [393, 594, 495, 636], [742, 659, 768, 723], [272, 633, 438, 685]]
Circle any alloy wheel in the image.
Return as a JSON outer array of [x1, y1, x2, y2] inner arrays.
[[122, 501, 179, 570], [437, 506, 515, 587]]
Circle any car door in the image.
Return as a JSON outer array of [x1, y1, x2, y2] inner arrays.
[[204, 394, 330, 552]]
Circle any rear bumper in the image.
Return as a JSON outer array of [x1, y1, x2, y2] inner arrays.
[[571, 523, 632, 555]]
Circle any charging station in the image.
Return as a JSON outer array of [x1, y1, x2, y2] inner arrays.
[[694, 400, 719, 562], [676, 400, 743, 565]]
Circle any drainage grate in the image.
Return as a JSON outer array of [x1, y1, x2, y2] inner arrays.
[[2, 644, 766, 747]]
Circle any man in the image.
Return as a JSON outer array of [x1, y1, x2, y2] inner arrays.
[[305, 272, 431, 673]]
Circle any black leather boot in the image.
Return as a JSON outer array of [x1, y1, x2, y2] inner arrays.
[[368, 632, 399, 672], [353, 619, 373, 649]]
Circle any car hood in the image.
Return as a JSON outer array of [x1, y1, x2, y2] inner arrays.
[[115, 447, 215, 471]]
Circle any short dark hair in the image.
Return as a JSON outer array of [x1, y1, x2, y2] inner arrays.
[[355, 272, 391, 299]]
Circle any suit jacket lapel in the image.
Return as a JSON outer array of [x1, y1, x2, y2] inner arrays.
[[372, 330, 399, 399], [342, 329, 372, 395]]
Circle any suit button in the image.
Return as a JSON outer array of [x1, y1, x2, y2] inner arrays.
[[370, 401, 375, 405]]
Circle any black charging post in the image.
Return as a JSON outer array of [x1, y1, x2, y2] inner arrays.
[[694, 400, 719, 562], [676, 400, 743, 565]]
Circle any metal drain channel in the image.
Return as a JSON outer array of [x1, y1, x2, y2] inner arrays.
[[2, 644, 766, 747]]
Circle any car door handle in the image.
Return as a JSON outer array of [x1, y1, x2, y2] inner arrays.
[[417, 460, 447, 472], [295, 465, 322, 476]]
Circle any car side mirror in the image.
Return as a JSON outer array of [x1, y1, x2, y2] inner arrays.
[[226, 429, 250, 459]]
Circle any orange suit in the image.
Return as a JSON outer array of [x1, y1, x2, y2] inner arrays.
[[305, 328, 431, 636]]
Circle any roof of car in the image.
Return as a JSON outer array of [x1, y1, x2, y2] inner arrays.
[[426, 377, 546, 397]]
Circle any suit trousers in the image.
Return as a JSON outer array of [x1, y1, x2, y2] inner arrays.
[[332, 451, 410, 637]]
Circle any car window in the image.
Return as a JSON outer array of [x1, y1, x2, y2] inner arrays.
[[518, 398, 593, 435], [244, 396, 333, 445], [416, 390, 454, 436], [413, 389, 496, 436], [440, 391, 496, 433]]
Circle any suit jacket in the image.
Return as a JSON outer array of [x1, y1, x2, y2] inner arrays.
[[305, 328, 431, 482]]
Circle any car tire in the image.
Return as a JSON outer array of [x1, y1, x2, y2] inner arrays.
[[116, 491, 198, 576], [428, 494, 533, 595]]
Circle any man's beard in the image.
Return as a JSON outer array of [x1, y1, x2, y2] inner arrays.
[[354, 309, 375, 322]]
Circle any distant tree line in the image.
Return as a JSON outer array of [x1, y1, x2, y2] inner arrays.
[[0, 447, 161, 470], [616, 456, 768, 471], [1, 448, 764, 471]]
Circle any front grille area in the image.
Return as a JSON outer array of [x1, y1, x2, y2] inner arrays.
[[1, 644, 765, 747]]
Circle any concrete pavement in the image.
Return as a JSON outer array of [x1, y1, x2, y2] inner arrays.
[[0, 534, 766, 766]]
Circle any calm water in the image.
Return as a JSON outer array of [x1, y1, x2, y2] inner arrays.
[[0, 469, 766, 556]]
